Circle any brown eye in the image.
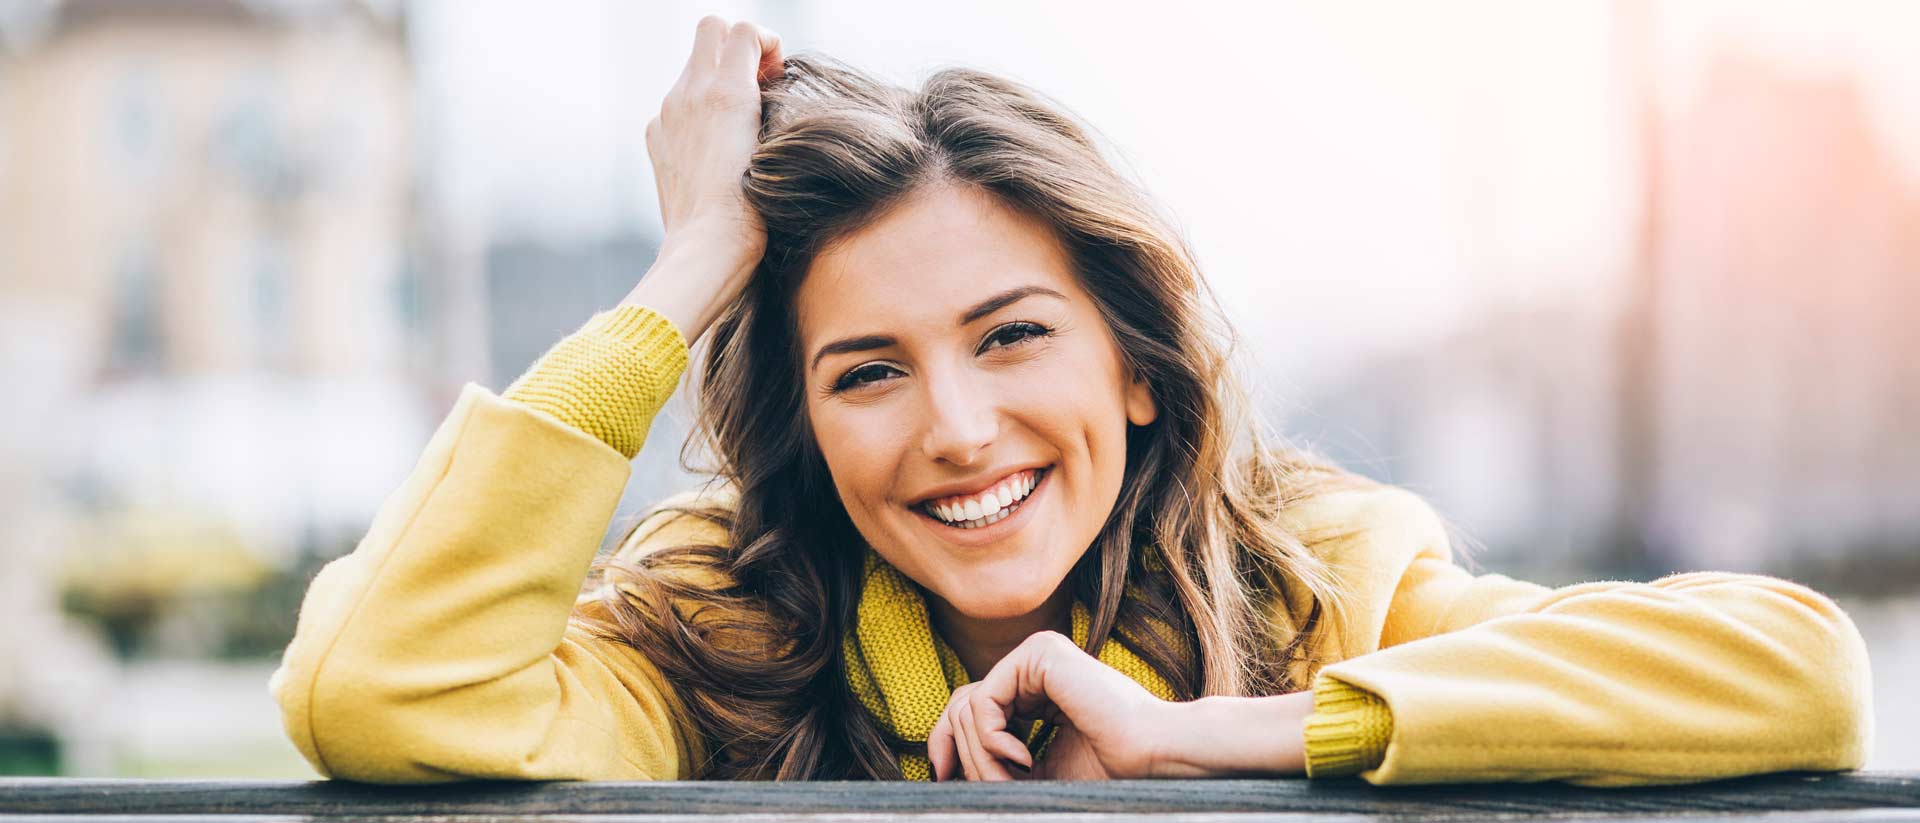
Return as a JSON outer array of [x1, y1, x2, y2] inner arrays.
[[979, 322, 1052, 354], [832, 363, 900, 392]]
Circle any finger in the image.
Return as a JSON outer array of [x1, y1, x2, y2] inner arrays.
[[754, 28, 784, 85], [950, 686, 988, 781], [956, 691, 1015, 781], [664, 15, 729, 122], [974, 636, 1044, 722], [928, 711, 954, 782], [683, 15, 728, 77], [950, 700, 980, 781], [717, 20, 777, 87], [956, 702, 983, 778], [988, 728, 1035, 772], [983, 631, 1099, 720], [970, 688, 1034, 772], [954, 692, 989, 780]]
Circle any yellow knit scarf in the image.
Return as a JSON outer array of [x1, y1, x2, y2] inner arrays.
[[841, 550, 1177, 780]]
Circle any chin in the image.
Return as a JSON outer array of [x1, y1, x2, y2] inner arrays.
[[935, 567, 1066, 621]]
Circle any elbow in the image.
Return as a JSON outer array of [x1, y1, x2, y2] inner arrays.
[[282, 657, 656, 783], [271, 654, 462, 784], [268, 659, 333, 779], [1812, 593, 1875, 771], [1662, 572, 1875, 773], [1746, 575, 1876, 771]]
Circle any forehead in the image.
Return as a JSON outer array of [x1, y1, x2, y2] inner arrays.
[[796, 183, 1077, 343]]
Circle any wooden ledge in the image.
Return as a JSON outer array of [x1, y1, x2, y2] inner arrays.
[[2, 771, 1917, 821]]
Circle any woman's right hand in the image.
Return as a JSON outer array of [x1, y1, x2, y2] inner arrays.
[[624, 16, 783, 345]]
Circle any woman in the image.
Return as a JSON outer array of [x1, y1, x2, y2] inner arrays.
[[270, 17, 1872, 784]]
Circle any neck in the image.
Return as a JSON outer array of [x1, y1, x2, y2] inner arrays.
[[926, 579, 1077, 682]]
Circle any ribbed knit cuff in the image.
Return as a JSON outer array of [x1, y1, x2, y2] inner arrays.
[[1302, 674, 1393, 779], [503, 304, 691, 459]]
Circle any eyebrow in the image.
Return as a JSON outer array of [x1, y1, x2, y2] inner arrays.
[[809, 285, 1067, 373]]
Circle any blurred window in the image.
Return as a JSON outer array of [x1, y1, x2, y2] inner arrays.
[[106, 239, 165, 375], [392, 251, 426, 334], [110, 68, 164, 185], [252, 234, 291, 367], [1, 65, 9, 184], [214, 82, 293, 201]]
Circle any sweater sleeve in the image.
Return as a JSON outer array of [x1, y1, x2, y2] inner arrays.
[[1295, 487, 1873, 786], [268, 304, 700, 782], [503, 304, 691, 459]]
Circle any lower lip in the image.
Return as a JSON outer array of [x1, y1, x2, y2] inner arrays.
[[914, 468, 1051, 546]]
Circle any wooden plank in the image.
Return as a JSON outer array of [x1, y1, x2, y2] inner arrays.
[[1, 812, 1917, 823], [1, 772, 1916, 819], [0, 811, 1916, 822]]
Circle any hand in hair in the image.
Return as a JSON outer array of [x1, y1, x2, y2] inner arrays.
[[627, 15, 783, 345]]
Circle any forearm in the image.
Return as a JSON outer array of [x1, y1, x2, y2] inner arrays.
[[1318, 572, 1871, 786], [620, 225, 759, 345], [1153, 691, 1317, 778]]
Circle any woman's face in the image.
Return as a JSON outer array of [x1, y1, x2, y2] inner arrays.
[[795, 182, 1157, 621]]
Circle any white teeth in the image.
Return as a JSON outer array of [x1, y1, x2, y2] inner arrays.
[[924, 468, 1046, 527]]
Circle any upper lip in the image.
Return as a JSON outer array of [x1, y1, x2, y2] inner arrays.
[[909, 464, 1049, 507]]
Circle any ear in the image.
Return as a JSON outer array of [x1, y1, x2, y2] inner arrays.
[[1124, 369, 1158, 427]]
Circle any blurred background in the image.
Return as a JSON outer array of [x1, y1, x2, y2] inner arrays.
[[0, 0, 1914, 778]]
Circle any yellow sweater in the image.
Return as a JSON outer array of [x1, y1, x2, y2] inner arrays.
[[269, 304, 1874, 785]]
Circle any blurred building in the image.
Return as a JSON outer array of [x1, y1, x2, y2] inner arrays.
[[1297, 52, 1920, 586], [482, 231, 716, 542], [1292, 299, 1621, 581], [0, 0, 420, 775], [1650, 55, 1920, 578]]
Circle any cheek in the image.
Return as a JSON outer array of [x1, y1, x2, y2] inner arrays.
[[999, 351, 1133, 522], [809, 407, 908, 510], [1049, 344, 1137, 501], [1024, 342, 1132, 448]]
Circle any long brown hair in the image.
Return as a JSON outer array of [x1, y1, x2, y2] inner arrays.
[[575, 53, 1372, 780]]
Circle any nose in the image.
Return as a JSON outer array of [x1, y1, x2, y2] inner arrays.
[[919, 365, 998, 467]]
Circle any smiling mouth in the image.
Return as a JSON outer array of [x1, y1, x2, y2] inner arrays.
[[914, 467, 1051, 530]]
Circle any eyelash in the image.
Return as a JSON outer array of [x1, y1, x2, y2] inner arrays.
[[829, 322, 1054, 394]]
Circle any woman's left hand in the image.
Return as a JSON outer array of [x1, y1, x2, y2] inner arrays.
[[927, 630, 1179, 781]]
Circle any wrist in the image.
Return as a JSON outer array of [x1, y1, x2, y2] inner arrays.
[[1149, 692, 1314, 778], [621, 226, 760, 343], [1300, 676, 1393, 779], [659, 219, 764, 277]]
